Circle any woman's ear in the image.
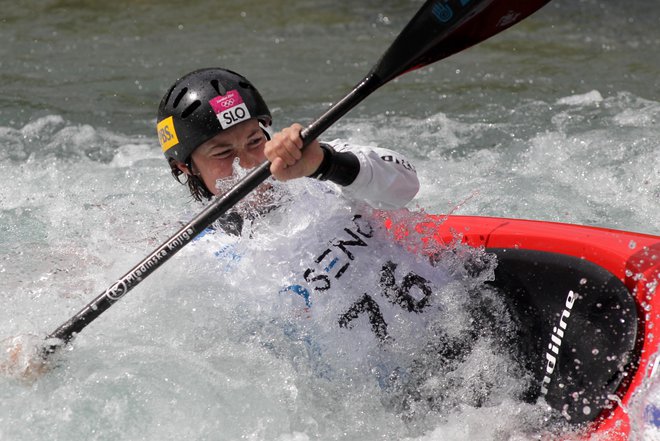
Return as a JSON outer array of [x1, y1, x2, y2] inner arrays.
[[174, 161, 192, 176]]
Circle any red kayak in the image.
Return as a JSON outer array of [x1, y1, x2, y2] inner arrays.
[[384, 214, 660, 438]]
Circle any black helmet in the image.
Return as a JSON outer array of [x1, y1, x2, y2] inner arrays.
[[157, 68, 272, 167]]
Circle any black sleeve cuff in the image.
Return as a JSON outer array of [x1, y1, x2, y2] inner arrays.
[[309, 143, 360, 187]]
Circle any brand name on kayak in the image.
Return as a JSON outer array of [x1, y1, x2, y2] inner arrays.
[[540, 289, 577, 396], [431, 0, 474, 24], [105, 227, 195, 301]]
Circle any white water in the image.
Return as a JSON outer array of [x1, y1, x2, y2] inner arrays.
[[2, 88, 658, 440]]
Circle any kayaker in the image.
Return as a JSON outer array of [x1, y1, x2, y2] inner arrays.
[[156, 67, 420, 223], [154, 67, 466, 385]]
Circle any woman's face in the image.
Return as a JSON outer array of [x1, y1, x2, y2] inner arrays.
[[178, 118, 267, 195]]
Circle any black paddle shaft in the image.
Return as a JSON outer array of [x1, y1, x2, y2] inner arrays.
[[47, 0, 551, 348]]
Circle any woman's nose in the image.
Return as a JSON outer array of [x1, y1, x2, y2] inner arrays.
[[237, 150, 258, 169]]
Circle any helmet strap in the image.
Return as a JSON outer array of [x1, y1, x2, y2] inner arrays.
[[260, 121, 273, 141]]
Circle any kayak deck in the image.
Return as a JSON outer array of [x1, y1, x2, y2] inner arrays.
[[383, 213, 660, 438]]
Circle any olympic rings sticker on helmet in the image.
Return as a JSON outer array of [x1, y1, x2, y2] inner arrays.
[[209, 90, 252, 130], [157, 116, 180, 152]]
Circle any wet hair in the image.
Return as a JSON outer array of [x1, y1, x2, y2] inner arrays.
[[169, 158, 213, 202]]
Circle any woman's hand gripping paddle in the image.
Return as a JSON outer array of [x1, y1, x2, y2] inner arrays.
[[2, 0, 551, 376]]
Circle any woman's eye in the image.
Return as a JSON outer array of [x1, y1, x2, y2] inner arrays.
[[214, 150, 233, 159], [248, 137, 264, 149]]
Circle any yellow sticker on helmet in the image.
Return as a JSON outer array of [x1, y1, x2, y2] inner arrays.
[[157, 116, 179, 152]]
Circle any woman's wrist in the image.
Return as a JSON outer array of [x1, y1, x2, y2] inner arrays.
[[309, 143, 360, 187]]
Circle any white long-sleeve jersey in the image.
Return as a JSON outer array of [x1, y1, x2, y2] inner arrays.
[[324, 140, 420, 210]]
